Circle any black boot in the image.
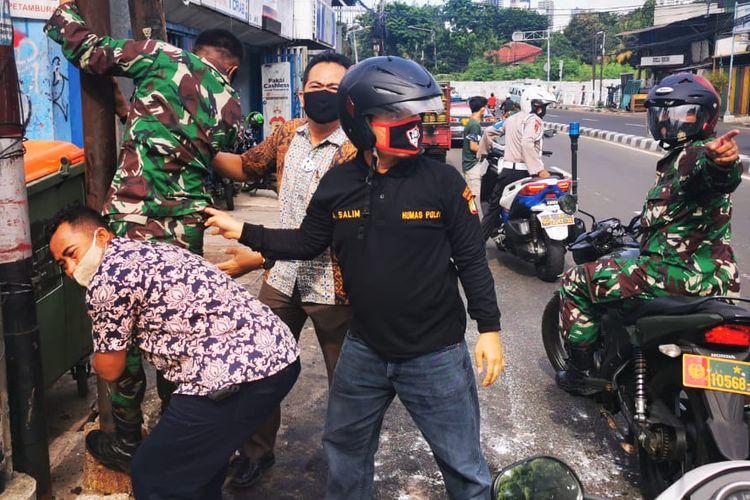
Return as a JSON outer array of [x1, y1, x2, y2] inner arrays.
[[555, 346, 598, 396], [85, 414, 142, 473]]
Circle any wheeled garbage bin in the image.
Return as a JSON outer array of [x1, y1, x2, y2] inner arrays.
[[24, 140, 92, 397]]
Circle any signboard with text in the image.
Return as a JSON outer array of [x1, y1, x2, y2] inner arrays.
[[640, 54, 685, 67], [10, 0, 57, 20], [261, 61, 292, 138], [204, 0, 250, 22]]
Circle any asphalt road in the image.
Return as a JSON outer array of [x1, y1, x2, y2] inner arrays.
[[546, 108, 750, 154], [44, 136, 750, 499]]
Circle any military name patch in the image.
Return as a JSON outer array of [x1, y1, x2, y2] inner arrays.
[[332, 209, 361, 220]]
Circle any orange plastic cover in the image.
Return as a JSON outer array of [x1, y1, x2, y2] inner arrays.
[[24, 140, 85, 183]]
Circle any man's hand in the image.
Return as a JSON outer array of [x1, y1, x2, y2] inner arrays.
[[203, 207, 244, 240], [537, 169, 551, 179], [475, 331, 505, 387], [705, 129, 741, 167], [217, 247, 265, 277]]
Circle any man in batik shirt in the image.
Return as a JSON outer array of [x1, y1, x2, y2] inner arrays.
[[45, 0, 244, 471], [49, 205, 300, 498]]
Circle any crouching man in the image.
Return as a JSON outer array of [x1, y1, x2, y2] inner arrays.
[[48, 205, 300, 498]]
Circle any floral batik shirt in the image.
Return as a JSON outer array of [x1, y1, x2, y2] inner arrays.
[[86, 238, 299, 396]]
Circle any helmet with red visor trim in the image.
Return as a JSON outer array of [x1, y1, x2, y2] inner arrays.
[[645, 73, 721, 149], [337, 56, 443, 154]]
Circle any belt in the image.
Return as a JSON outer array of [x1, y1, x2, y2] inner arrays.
[[501, 160, 528, 171]]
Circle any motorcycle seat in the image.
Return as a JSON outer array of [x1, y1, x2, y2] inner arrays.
[[622, 297, 750, 346], [625, 296, 750, 322]]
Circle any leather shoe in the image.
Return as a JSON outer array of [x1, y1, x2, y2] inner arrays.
[[229, 454, 275, 489], [85, 430, 138, 474]]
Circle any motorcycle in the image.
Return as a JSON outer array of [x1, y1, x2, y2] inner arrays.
[[235, 116, 278, 196], [493, 455, 750, 500], [541, 209, 750, 498], [479, 128, 576, 282]]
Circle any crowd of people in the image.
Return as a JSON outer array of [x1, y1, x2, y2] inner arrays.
[[43, 1, 742, 498]]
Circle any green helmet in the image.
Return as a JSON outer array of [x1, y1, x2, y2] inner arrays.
[[246, 111, 264, 127]]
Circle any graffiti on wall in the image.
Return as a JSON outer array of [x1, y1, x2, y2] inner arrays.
[[51, 55, 68, 121], [13, 19, 70, 142]]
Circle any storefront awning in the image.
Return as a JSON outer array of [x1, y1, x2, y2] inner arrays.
[[164, 0, 291, 47]]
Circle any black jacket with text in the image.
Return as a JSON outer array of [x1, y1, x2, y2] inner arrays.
[[240, 154, 501, 359]]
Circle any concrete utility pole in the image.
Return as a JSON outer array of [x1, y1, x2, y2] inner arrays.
[[128, 0, 167, 41], [0, 1, 51, 497]]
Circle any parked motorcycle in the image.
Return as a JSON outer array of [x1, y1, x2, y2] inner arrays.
[[236, 112, 277, 196], [541, 211, 750, 498], [493, 455, 750, 500]]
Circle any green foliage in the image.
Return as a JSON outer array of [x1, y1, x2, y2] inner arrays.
[[348, 1, 650, 77], [445, 56, 634, 82]]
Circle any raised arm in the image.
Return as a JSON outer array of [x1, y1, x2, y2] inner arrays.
[[45, 1, 168, 80]]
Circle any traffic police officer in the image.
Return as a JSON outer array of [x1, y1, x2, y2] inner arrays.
[[480, 86, 556, 242], [204, 56, 504, 500]]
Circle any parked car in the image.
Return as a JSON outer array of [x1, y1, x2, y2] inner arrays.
[[449, 100, 496, 148]]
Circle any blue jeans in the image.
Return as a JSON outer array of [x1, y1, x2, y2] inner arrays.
[[323, 335, 491, 500]]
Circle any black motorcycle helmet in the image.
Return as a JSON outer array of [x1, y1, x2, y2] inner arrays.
[[337, 56, 443, 150], [645, 73, 721, 149]]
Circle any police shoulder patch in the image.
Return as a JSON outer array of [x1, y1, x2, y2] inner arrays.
[[462, 186, 473, 201]]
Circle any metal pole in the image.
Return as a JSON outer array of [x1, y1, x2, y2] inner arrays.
[[0, 1, 51, 496], [127, 0, 167, 41], [597, 31, 607, 104], [546, 30, 551, 88], [591, 37, 596, 106], [725, 1, 738, 118], [432, 30, 437, 73], [569, 122, 580, 197], [352, 32, 359, 63]]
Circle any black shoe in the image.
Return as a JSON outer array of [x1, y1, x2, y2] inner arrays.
[[229, 454, 275, 489], [85, 430, 139, 474], [555, 346, 599, 396]]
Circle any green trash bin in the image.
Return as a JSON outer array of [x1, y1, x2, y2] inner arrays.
[[24, 140, 92, 397]]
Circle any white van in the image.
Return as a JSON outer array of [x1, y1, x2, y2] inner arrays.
[[508, 83, 534, 104]]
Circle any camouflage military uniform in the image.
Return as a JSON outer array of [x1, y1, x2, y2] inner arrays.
[[560, 139, 742, 346], [45, 1, 242, 254], [45, 2, 242, 433]]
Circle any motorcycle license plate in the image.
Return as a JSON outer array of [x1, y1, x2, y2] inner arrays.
[[537, 213, 574, 228], [682, 354, 750, 396]]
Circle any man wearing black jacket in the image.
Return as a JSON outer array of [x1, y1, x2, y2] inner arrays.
[[205, 56, 504, 500]]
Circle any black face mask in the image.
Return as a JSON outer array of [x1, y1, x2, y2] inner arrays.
[[303, 90, 339, 125]]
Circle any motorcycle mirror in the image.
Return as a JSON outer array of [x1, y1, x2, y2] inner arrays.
[[543, 128, 557, 138], [493, 456, 583, 500], [559, 194, 578, 215]]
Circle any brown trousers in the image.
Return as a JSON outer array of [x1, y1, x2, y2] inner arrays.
[[243, 282, 352, 461]]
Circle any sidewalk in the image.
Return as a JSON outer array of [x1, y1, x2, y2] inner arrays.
[[544, 121, 750, 170]]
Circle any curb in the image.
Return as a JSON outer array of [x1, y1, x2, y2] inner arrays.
[[545, 121, 750, 170]]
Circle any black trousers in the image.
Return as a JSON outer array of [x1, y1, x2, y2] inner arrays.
[[131, 360, 300, 500], [480, 168, 530, 241]]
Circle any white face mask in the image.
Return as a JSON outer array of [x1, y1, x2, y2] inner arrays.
[[73, 231, 105, 288]]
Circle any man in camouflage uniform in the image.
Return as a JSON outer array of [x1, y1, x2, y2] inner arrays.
[[45, 1, 243, 471], [557, 73, 742, 394]]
